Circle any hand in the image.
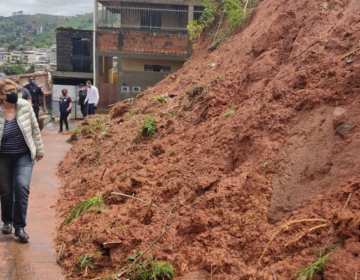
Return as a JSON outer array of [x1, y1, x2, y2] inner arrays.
[[95, 104, 97, 107], [36, 156, 43, 162], [66, 108, 70, 112], [41, 107, 45, 113]]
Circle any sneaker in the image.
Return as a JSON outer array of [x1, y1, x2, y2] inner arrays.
[[65, 128, 69, 132], [2, 223, 12, 234], [58, 130, 63, 133], [14, 228, 29, 243]]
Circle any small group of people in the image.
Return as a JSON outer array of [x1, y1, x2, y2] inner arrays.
[[58, 80, 99, 132], [0, 78, 45, 243]]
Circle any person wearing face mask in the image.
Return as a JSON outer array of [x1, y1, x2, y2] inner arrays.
[[78, 83, 87, 118], [58, 88, 72, 133], [24, 76, 45, 120], [0, 78, 44, 243], [13, 79, 32, 106]]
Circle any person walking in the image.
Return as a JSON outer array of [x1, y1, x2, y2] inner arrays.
[[78, 83, 87, 118], [0, 78, 45, 243], [84, 80, 99, 116], [24, 76, 45, 120], [14, 79, 32, 106], [58, 89, 72, 133]]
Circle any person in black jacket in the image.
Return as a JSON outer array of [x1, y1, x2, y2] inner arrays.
[[58, 89, 72, 133], [24, 76, 45, 120], [78, 83, 87, 118]]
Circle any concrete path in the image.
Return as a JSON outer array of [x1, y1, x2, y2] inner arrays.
[[0, 122, 72, 280]]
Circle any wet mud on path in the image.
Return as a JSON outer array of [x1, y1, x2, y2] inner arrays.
[[0, 124, 70, 280]]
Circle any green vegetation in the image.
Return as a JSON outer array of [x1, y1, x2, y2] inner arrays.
[[63, 193, 105, 225], [0, 63, 26, 75], [128, 258, 175, 280], [187, 0, 257, 45], [0, 13, 93, 48], [223, 105, 237, 118], [134, 116, 157, 142], [155, 95, 168, 104], [296, 245, 340, 280], [78, 252, 102, 271]]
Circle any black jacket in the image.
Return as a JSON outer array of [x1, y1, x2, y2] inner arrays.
[[78, 89, 87, 105], [24, 84, 44, 104]]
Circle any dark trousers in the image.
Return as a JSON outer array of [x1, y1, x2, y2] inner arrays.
[[33, 104, 39, 120], [81, 104, 87, 118], [88, 103, 95, 115], [0, 152, 33, 229], [60, 112, 69, 131]]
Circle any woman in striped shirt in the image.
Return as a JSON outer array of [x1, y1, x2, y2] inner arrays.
[[0, 78, 45, 243]]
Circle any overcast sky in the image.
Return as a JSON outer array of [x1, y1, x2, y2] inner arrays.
[[1, 0, 94, 17]]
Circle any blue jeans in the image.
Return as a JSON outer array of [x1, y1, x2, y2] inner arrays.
[[0, 152, 34, 229], [88, 103, 95, 115]]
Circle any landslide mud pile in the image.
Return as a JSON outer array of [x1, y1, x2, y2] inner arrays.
[[56, 0, 360, 279]]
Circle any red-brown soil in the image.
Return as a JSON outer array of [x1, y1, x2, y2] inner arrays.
[[56, 0, 360, 279]]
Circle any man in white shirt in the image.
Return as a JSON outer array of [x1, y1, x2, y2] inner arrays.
[[84, 80, 99, 115]]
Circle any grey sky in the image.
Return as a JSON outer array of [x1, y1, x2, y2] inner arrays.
[[1, 0, 94, 17]]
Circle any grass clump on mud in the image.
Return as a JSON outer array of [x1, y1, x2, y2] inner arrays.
[[223, 105, 237, 118], [155, 95, 168, 104], [134, 116, 157, 142], [68, 116, 109, 142], [63, 193, 105, 225], [128, 258, 175, 280], [296, 244, 341, 280]]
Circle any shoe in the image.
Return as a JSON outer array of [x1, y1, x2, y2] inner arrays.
[[14, 228, 29, 243], [2, 223, 12, 234], [58, 130, 63, 133], [65, 128, 69, 132]]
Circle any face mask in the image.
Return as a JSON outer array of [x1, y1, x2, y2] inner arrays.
[[29, 80, 35, 85], [62, 93, 67, 96], [5, 92, 18, 104]]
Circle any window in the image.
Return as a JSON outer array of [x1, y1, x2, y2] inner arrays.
[[140, 10, 161, 30], [121, 86, 130, 93], [71, 38, 91, 72], [144, 64, 171, 72], [132, 86, 141, 93]]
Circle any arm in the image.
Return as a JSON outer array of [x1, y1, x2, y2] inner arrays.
[[29, 103, 45, 160], [84, 91, 89, 105], [94, 87, 99, 106], [39, 87, 46, 110], [67, 97, 72, 111], [23, 88, 32, 106]]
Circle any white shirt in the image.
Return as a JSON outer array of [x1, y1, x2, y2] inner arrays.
[[84, 86, 99, 105]]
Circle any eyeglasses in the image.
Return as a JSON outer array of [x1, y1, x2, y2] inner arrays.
[[4, 88, 16, 94]]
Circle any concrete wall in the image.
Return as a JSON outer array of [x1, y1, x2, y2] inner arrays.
[[97, 29, 191, 55], [56, 28, 93, 72], [116, 70, 167, 100], [122, 58, 183, 72]]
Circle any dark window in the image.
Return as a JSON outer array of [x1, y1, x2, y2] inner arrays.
[[71, 38, 91, 72], [140, 10, 161, 29], [144, 64, 170, 72]]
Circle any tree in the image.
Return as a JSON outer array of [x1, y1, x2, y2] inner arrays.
[[26, 64, 35, 73], [8, 44, 16, 51], [0, 63, 26, 75]]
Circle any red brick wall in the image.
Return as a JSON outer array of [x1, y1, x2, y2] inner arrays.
[[97, 30, 189, 55]]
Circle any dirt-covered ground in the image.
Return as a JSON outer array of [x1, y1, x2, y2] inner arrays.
[[56, 0, 360, 279]]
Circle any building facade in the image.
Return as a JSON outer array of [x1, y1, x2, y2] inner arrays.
[[94, 0, 203, 109]]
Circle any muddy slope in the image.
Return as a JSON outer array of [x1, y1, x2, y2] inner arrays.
[[56, 0, 360, 279]]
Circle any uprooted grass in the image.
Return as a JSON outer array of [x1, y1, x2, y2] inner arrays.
[[63, 193, 105, 225], [128, 258, 175, 280], [155, 95, 168, 104], [296, 244, 341, 280], [134, 116, 157, 142], [68, 116, 110, 142]]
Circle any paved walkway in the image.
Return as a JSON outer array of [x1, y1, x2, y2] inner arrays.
[[0, 123, 72, 280]]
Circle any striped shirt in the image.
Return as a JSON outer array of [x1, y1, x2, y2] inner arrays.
[[0, 117, 30, 154]]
